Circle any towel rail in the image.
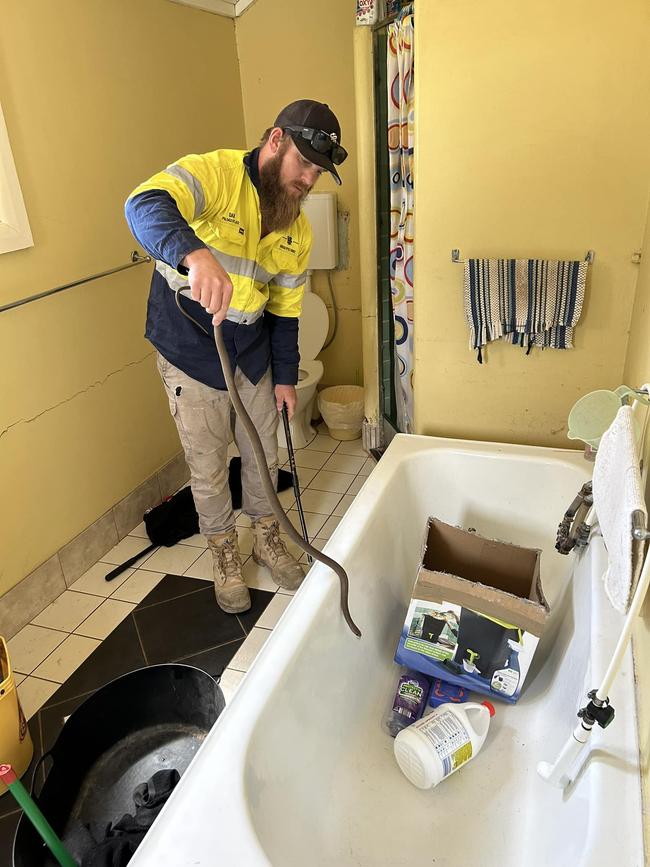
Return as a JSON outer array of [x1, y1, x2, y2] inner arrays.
[[0, 251, 152, 314], [451, 249, 595, 264]]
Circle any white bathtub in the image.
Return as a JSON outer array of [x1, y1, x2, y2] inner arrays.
[[132, 435, 644, 867]]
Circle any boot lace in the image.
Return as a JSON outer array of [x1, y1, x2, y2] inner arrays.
[[216, 536, 242, 580]]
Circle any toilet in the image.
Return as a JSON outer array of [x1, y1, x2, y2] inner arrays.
[[278, 281, 329, 450]]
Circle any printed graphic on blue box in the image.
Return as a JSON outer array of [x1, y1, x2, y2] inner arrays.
[[395, 597, 540, 703]]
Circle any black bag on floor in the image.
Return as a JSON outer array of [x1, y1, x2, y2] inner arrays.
[[105, 458, 293, 582]]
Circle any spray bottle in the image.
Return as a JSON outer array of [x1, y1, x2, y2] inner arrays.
[[394, 700, 495, 789]]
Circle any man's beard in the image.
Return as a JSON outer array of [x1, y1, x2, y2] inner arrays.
[[259, 146, 308, 233]]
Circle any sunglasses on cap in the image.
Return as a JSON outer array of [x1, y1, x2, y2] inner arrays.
[[283, 126, 348, 165]]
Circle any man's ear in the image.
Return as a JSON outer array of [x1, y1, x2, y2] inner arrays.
[[267, 127, 285, 155]]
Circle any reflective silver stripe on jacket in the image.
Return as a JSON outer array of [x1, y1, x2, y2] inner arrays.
[[164, 164, 206, 221], [271, 270, 307, 289]]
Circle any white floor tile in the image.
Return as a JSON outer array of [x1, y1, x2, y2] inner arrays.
[[292, 488, 342, 515], [277, 446, 289, 463], [347, 475, 367, 496], [70, 562, 135, 597], [335, 439, 367, 457], [241, 558, 277, 592], [17, 677, 60, 720], [31, 634, 100, 683], [75, 599, 136, 640], [110, 569, 167, 603], [141, 544, 202, 575], [292, 449, 330, 470], [218, 668, 245, 703], [129, 521, 149, 538], [318, 515, 343, 540], [332, 494, 356, 517], [236, 512, 252, 528], [183, 550, 216, 581], [14, 672, 26, 686], [100, 536, 156, 568], [287, 510, 327, 538], [228, 627, 271, 672], [277, 487, 296, 509], [323, 453, 367, 475], [33, 591, 103, 633], [8, 625, 68, 676], [285, 465, 318, 487], [303, 434, 338, 453], [255, 593, 292, 629], [308, 470, 354, 495], [357, 457, 376, 477], [181, 534, 208, 548]]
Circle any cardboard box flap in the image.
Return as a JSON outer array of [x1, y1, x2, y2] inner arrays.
[[424, 518, 543, 604], [414, 569, 548, 636]]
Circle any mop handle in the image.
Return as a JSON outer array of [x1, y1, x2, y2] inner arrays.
[[0, 764, 77, 867], [281, 405, 312, 563]]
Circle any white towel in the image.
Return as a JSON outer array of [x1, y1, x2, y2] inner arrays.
[[592, 404, 647, 613]]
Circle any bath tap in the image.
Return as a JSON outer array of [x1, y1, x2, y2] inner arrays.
[[555, 482, 593, 554]]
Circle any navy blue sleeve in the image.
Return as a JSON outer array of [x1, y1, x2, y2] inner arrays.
[[265, 313, 299, 386], [125, 190, 206, 272]]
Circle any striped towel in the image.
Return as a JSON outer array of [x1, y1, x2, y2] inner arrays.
[[464, 259, 588, 363]]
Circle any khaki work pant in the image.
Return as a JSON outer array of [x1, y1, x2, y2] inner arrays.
[[157, 353, 279, 536]]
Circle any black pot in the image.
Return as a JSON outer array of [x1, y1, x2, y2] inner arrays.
[[13, 664, 223, 866]]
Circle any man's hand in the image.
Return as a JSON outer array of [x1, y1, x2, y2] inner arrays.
[[183, 248, 233, 326], [275, 385, 297, 420]]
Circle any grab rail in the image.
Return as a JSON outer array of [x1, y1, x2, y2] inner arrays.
[[0, 251, 152, 313]]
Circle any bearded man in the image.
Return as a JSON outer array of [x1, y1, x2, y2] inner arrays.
[[125, 100, 347, 614]]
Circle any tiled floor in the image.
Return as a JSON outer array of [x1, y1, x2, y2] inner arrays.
[[0, 424, 373, 857]]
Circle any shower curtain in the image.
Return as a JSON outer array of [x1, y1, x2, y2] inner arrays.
[[387, 8, 414, 433]]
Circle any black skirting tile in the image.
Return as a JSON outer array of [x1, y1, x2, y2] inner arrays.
[[173, 638, 245, 679], [0, 810, 20, 865], [134, 585, 245, 665], [237, 589, 274, 634], [41, 616, 146, 710], [135, 574, 208, 610], [39, 693, 90, 756]]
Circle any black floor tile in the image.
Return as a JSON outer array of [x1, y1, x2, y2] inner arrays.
[[42, 616, 146, 710], [0, 810, 20, 865], [135, 573, 207, 609], [174, 638, 245, 679], [237, 589, 274, 634], [134, 584, 245, 665]]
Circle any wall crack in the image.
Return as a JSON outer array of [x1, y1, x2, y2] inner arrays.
[[0, 351, 155, 441]]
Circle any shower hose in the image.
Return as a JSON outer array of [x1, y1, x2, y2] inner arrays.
[[174, 289, 361, 638]]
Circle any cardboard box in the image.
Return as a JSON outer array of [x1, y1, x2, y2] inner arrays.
[[394, 518, 548, 703]]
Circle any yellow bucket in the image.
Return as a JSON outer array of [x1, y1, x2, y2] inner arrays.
[[0, 636, 33, 796]]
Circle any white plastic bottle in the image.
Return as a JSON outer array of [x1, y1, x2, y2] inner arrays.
[[393, 701, 495, 789]]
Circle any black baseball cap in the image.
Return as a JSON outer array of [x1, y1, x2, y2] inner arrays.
[[274, 100, 346, 185]]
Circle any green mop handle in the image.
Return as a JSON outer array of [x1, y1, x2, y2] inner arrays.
[[0, 763, 77, 866]]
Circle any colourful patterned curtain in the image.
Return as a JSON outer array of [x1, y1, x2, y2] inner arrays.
[[387, 9, 414, 432]]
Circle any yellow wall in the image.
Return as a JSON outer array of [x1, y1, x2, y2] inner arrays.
[[0, 0, 244, 596], [414, 0, 650, 448], [624, 196, 650, 853], [235, 0, 363, 387]]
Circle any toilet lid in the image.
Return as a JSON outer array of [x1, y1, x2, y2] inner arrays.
[[299, 292, 329, 361]]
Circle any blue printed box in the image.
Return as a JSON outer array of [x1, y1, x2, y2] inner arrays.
[[395, 518, 548, 704]]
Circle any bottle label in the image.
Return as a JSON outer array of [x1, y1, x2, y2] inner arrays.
[[393, 678, 425, 720], [419, 709, 473, 778], [491, 667, 519, 697]]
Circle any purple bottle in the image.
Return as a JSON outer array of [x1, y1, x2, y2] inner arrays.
[[385, 670, 431, 738]]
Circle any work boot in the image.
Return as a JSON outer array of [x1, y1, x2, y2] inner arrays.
[[206, 528, 251, 614], [252, 516, 305, 591]]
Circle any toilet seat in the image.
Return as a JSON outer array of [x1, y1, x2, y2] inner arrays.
[[297, 359, 324, 389], [299, 292, 329, 363]]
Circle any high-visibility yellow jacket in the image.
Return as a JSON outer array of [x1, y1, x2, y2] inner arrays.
[[128, 148, 313, 322]]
